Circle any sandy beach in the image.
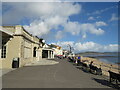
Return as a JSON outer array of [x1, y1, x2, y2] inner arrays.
[[81, 56, 120, 76]]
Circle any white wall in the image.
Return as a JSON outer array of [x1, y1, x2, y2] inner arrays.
[[54, 48, 63, 55]]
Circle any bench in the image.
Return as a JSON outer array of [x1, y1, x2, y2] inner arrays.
[[77, 60, 87, 67], [108, 70, 120, 84], [89, 65, 102, 75], [68, 57, 74, 62], [76, 61, 90, 71]]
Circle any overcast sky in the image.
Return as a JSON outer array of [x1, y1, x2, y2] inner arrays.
[[2, 1, 119, 53]]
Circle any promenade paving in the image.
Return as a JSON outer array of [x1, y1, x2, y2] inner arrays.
[[2, 58, 118, 88]]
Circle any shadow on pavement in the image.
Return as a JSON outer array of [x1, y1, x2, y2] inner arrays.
[[92, 78, 120, 89], [75, 65, 93, 74]]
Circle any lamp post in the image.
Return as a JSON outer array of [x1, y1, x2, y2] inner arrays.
[[42, 39, 45, 44], [67, 44, 73, 54], [39, 38, 45, 47]]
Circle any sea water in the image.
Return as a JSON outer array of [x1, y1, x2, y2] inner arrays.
[[83, 53, 119, 65], [96, 56, 119, 65]]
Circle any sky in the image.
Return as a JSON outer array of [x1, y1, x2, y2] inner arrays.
[[1, 1, 119, 53]]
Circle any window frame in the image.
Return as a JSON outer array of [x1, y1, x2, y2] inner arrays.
[[1, 45, 7, 58]]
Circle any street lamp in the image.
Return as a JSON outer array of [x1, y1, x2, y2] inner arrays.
[[39, 38, 46, 47], [42, 39, 45, 43], [67, 44, 73, 54]]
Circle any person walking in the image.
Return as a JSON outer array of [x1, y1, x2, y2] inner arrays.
[[75, 56, 78, 64], [77, 56, 81, 65]]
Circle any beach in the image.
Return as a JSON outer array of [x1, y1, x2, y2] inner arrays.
[[81, 56, 120, 76]]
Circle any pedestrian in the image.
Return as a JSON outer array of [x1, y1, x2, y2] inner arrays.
[[75, 56, 78, 64], [89, 61, 93, 68], [90, 61, 93, 66], [77, 56, 81, 65], [74, 56, 77, 63], [78, 56, 81, 61]]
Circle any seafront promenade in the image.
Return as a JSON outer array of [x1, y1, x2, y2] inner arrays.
[[2, 58, 119, 89]]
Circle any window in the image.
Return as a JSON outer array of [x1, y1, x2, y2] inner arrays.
[[1, 37, 9, 59], [1, 45, 6, 58]]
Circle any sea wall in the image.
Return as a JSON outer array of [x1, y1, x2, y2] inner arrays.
[[81, 56, 120, 76]]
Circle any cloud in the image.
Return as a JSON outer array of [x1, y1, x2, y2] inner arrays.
[[24, 20, 50, 36], [3, 2, 106, 40], [82, 34, 86, 39], [80, 23, 105, 35], [109, 13, 119, 22], [55, 31, 64, 39], [88, 16, 101, 20], [88, 16, 95, 20], [2, 2, 81, 38], [96, 16, 101, 19], [64, 21, 80, 35], [87, 6, 117, 16], [95, 21, 107, 27], [3, 2, 81, 25], [2, 0, 120, 2], [63, 21, 106, 38], [52, 41, 118, 53], [2, 0, 61, 2]]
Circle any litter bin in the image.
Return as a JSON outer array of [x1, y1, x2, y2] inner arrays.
[[12, 57, 19, 68]]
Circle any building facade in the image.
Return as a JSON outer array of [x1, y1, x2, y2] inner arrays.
[[42, 44, 54, 59], [0, 25, 42, 69], [50, 44, 63, 56]]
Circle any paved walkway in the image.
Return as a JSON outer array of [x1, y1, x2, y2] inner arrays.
[[2, 58, 119, 89], [25, 58, 59, 66], [0, 69, 16, 77]]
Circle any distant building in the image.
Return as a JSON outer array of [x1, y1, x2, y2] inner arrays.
[[0, 25, 43, 69], [63, 50, 69, 56], [49, 44, 63, 56]]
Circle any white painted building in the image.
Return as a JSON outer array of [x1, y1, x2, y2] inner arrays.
[[53, 48, 63, 56], [42, 44, 54, 59], [50, 44, 63, 56]]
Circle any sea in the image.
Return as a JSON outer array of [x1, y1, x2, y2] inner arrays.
[[82, 53, 119, 65]]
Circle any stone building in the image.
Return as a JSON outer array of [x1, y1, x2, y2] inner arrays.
[[0, 25, 43, 69]]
